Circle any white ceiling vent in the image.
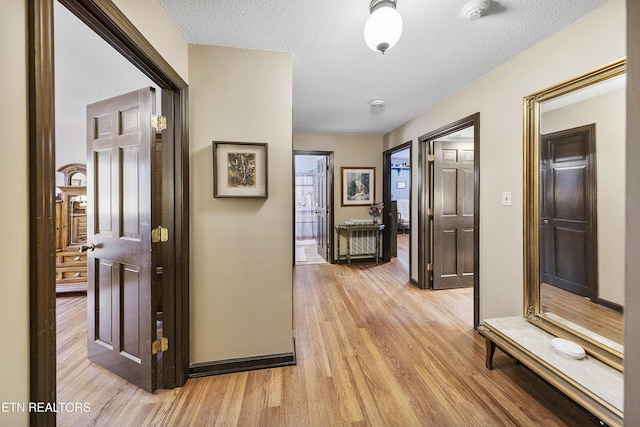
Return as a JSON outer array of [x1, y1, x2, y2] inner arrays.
[[461, 0, 491, 21]]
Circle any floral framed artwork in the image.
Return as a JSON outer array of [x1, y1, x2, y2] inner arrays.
[[341, 167, 375, 206], [213, 141, 268, 198]]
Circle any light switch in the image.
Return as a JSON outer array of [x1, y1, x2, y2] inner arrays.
[[502, 191, 512, 206]]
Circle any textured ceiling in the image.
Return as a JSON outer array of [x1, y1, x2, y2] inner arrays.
[[159, 0, 611, 135]]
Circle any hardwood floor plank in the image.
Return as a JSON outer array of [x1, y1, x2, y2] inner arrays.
[[57, 236, 601, 426]]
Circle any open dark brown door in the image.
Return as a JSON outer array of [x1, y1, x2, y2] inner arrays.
[[540, 124, 597, 300], [85, 87, 159, 392], [432, 140, 474, 289], [316, 156, 329, 261]]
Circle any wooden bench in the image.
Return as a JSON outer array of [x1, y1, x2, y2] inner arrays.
[[479, 316, 623, 427]]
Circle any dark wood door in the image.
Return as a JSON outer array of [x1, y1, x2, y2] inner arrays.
[[316, 156, 328, 261], [540, 124, 597, 299], [86, 88, 158, 392], [432, 141, 474, 289]]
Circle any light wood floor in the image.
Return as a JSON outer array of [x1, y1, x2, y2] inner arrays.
[[540, 282, 623, 345], [57, 235, 600, 426]]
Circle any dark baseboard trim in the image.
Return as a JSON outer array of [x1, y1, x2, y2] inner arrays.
[[596, 298, 624, 314], [409, 277, 423, 289], [189, 342, 297, 379]]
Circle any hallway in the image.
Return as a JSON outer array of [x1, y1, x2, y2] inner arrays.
[[56, 243, 598, 426]]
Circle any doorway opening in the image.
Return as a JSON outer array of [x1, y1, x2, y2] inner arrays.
[[30, 0, 190, 420], [418, 113, 480, 328], [54, 0, 167, 394], [429, 134, 475, 290], [382, 142, 412, 275], [294, 152, 333, 265]]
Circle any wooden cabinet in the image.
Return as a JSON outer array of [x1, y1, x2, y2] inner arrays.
[[56, 185, 88, 293]]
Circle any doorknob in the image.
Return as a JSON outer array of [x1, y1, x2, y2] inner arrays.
[[543, 219, 549, 225], [79, 243, 96, 252]]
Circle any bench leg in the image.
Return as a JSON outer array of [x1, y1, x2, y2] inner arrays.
[[485, 337, 496, 370]]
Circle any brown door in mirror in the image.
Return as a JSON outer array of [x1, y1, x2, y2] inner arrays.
[[86, 88, 159, 392], [316, 156, 329, 261], [432, 141, 475, 289], [540, 124, 597, 300]]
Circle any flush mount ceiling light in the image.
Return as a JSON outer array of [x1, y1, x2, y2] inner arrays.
[[461, 0, 491, 21], [364, 0, 403, 54]]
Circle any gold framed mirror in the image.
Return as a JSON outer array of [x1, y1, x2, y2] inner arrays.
[[523, 58, 626, 371]]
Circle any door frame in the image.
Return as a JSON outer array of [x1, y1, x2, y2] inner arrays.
[[28, 0, 190, 424], [382, 142, 412, 268], [418, 113, 480, 327], [293, 151, 334, 263]]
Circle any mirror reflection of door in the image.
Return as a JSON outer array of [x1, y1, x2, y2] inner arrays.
[[431, 139, 475, 290], [540, 125, 597, 301], [537, 71, 625, 347]]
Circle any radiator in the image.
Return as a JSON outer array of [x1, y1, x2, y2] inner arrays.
[[349, 230, 377, 255]]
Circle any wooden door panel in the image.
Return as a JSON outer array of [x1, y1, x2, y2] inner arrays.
[[462, 168, 474, 216], [87, 88, 157, 393], [122, 263, 143, 362], [432, 140, 475, 289], [95, 259, 114, 348], [463, 227, 474, 275], [95, 150, 114, 235], [553, 227, 587, 290], [122, 147, 142, 239], [553, 167, 586, 221], [441, 168, 458, 216], [440, 228, 458, 276], [551, 137, 587, 163]]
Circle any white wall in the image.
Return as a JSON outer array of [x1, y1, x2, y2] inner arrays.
[[625, 0, 640, 423], [189, 45, 294, 363], [294, 133, 384, 260], [384, 0, 625, 322], [0, 1, 30, 425], [113, 0, 189, 81]]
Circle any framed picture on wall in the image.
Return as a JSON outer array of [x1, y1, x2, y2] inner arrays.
[[396, 181, 406, 189], [213, 141, 268, 198], [341, 167, 375, 206]]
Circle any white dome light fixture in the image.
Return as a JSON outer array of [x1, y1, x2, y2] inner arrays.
[[364, 0, 403, 54], [461, 0, 490, 21]]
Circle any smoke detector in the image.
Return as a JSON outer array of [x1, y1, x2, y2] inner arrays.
[[461, 0, 490, 21], [370, 99, 386, 109]]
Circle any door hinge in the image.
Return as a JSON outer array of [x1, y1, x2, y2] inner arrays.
[[151, 114, 167, 132], [427, 208, 434, 216], [152, 226, 169, 243], [427, 263, 433, 271], [428, 154, 435, 162], [152, 337, 168, 354]]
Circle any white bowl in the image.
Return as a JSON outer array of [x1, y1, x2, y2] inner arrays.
[[551, 338, 586, 359]]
